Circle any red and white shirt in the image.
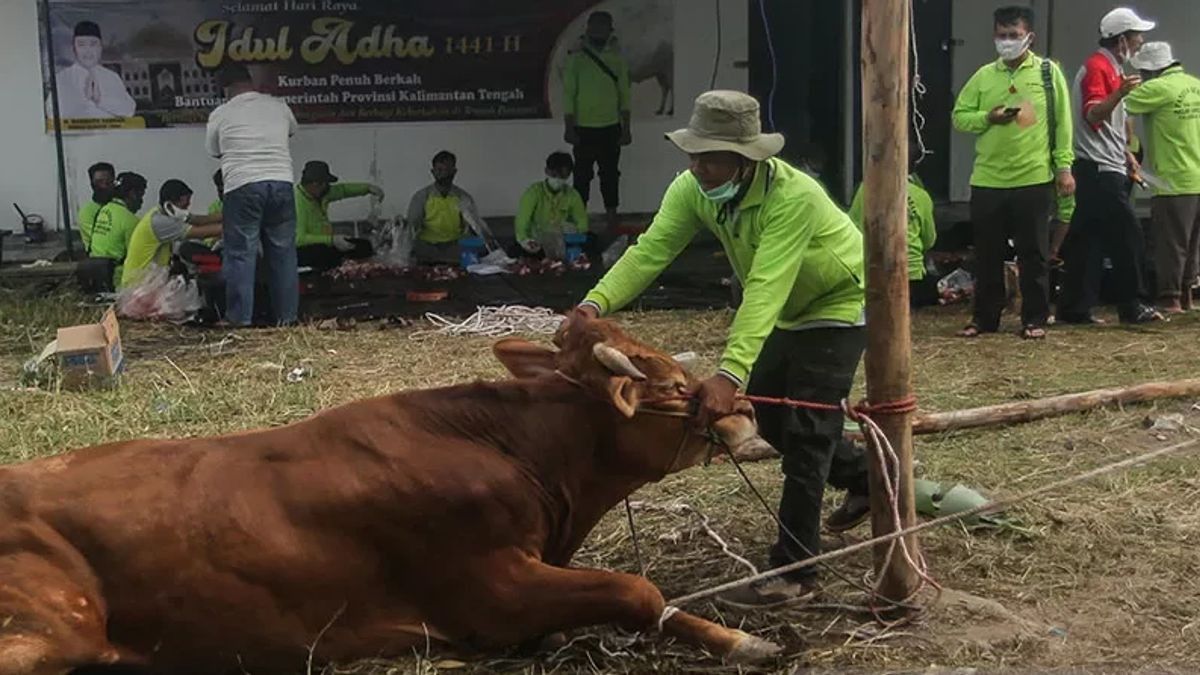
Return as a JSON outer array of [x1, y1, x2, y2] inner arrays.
[[1073, 48, 1129, 174]]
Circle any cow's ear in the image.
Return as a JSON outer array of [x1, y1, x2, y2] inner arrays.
[[605, 376, 641, 418], [493, 339, 558, 379]]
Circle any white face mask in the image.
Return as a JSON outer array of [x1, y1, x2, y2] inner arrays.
[[164, 202, 190, 219], [546, 176, 570, 192], [995, 35, 1031, 61]]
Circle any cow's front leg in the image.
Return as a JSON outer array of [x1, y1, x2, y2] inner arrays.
[[449, 557, 780, 664]]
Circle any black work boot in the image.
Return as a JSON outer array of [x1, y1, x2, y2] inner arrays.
[[825, 492, 871, 533]]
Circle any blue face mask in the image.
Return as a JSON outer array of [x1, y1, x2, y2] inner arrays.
[[697, 176, 740, 204]]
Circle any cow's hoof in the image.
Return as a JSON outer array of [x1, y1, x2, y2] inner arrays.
[[725, 632, 782, 663]]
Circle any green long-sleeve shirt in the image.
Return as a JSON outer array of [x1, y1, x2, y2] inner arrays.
[[515, 181, 588, 242], [847, 175, 936, 280], [562, 41, 631, 128], [584, 158, 865, 384], [78, 199, 103, 251], [953, 53, 1074, 188], [90, 198, 138, 287], [1125, 66, 1200, 196], [294, 183, 371, 247]]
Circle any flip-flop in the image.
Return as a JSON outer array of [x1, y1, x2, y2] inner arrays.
[[1019, 325, 1046, 340]]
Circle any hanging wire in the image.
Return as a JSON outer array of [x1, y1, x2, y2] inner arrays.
[[756, 0, 778, 131], [710, 0, 722, 89]]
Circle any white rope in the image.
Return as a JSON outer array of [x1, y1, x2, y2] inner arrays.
[[657, 605, 676, 629], [409, 305, 561, 340], [909, 0, 930, 165]]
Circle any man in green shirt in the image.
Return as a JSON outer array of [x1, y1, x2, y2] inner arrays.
[[1127, 42, 1200, 312], [120, 179, 223, 289], [90, 171, 146, 289], [407, 151, 491, 264], [294, 160, 382, 271], [516, 151, 588, 259], [563, 10, 632, 232], [848, 170, 938, 307], [952, 6, 1075, 339], [572, 91, 870, 605], [79, 161, 114, 251]]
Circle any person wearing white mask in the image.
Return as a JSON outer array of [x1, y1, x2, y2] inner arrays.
[[952, 6, 1074, 340], [1057, 7, 1162, 325], [514, 151, 589, 258], [46, 21, 136, 120], [120, 179, 223, 290], [567, 91, 871, 606]]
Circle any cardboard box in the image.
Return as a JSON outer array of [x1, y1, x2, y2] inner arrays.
[[55, 307, 124, 390]]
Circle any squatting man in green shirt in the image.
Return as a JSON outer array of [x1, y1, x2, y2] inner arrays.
[[294, 160, 383, 272], [79, 161, 115, 251], [1126, 42, 1200, 313], [571, 91, 872, 606], [515, 151, 589, 260], [952, 5, 1075, 340]]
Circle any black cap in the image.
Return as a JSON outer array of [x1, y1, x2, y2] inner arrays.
[[73, 21, 101, 39], [301, 160, 338, 184]]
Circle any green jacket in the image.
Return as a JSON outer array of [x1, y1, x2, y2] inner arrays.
[[1125, 66, 1200, 196], [585, 158, 865, 384], [562, 40, 631, 128], [953, 53, 1074, 188], [847, 175, 936, 280], [91, 198, 139, 287], [515, 181, 588, 242], [295, 183, 371, 247], [78, 199, 103, 251]]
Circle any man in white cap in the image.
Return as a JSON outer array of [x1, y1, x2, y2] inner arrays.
[[1126, 42, 1200, 313], [1057, 7, 1161, 325], [568, 90, 871, 605]]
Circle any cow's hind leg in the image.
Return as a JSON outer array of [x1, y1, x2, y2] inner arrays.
[[449, 557, 780, 663]]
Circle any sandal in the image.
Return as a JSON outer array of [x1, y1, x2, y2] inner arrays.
[[1019, 325, 1046, 340], [1121, 304, 1167, 324], [958, 324, 982, 338]]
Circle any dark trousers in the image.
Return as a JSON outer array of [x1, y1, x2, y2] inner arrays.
[[910, 276, 940, 308], [222, 181, 298, 326], [747, 327, 870, 580], [297, 238, 374, 272], [1057, 160, 1147, 319], [969, 183, 1055, 330], [572, 124, 621, 209], [1150, 195, 1200, 301]]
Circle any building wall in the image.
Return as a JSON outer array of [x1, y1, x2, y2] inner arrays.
[[0, 1, 747, 230], [949, 0, 1199, 202]]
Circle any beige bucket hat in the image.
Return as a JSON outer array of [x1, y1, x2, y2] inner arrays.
[[665, 90, 785, 161]]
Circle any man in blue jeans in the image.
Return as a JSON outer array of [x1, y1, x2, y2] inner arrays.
[[205, 64, 299, 326]]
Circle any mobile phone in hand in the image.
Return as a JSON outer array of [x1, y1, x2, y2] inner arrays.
[[1003, 107, 1021, 117]]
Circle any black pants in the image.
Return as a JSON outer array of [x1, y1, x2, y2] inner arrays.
[[747, 327, 870, 581], [572, 124, 621, 209], [296, 238, 373, 272], [969, 183, 1055, 330], [1057, 160, 1147, 319], [910, 276, 940, 308]]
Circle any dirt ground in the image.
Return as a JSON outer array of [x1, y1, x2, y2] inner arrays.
[[2, 287, 1198, 673]]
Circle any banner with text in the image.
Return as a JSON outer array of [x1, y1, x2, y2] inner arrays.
[[38, 0, 674, 131]]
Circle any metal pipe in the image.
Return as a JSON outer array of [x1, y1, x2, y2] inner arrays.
[[41, 0, 75, 258]]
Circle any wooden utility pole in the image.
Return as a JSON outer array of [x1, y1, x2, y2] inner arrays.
[[860, 0, 921, 602]]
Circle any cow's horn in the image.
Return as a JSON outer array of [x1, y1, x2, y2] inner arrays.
[[592, 342, 647, 381]]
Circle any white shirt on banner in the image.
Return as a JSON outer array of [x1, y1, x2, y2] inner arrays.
[[45, 62, 137, 119], [205, 91, 298, 193]]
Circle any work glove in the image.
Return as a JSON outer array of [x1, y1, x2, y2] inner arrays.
[[332, 235, 355, 253], [368, 185, 385, 200]]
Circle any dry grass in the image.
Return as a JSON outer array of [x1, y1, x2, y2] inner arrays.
[[2, 285, 1200, 674]]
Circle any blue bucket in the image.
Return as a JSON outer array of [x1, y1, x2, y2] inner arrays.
[[564, 232, 587, 263], [459, 237, 485, 268]]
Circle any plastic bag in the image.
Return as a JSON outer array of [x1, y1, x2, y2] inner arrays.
[[116, 266, 203, 321], [372, 216, 415, 268], [936, 268, 975, 305]]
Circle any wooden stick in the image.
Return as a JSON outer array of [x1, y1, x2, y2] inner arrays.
[[726, 378, 1200, 463], [860, 0, 920, 601]]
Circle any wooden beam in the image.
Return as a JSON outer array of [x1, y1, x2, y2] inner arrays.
[[860, 0, 920, 602], [725, 378, 1200, 463]]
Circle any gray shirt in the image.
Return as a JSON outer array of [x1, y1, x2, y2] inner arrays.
[[1072, 48, 1129, 174]]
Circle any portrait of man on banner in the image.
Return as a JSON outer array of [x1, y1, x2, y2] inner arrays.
[[45, 20, 137, 120]]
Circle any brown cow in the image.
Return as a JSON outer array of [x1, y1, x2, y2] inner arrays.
[[0, 312, 781, 674]]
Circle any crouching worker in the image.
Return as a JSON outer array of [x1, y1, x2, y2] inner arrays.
[[572, 91, 872, 606], [120, 179, 223, 289], [295, 160, 382, 271], [516, 151, 589, 260], [847, 164, 938, 307]]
